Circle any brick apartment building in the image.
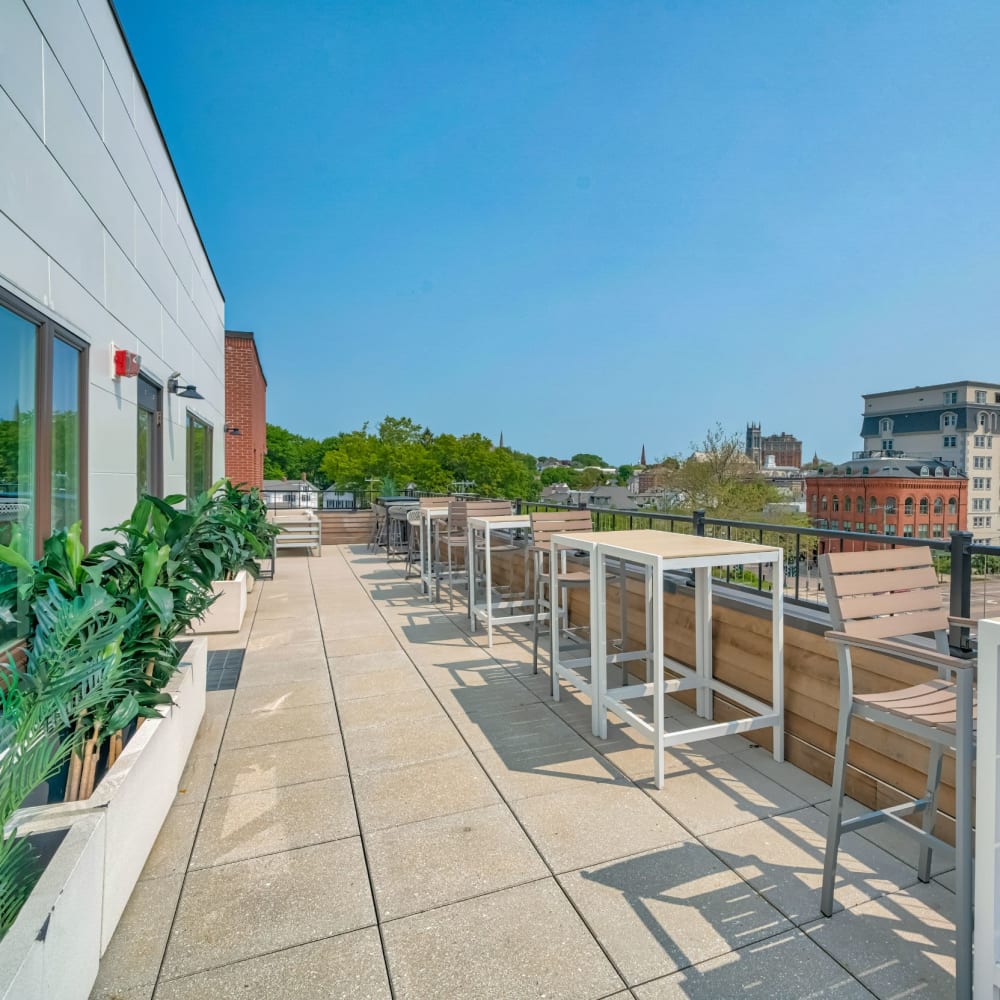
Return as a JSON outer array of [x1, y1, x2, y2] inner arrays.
[[805, 455, 967, 553], [224, 330, 267, 490]]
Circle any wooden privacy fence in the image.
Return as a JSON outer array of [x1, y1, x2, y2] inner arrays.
[[483, 545, 964, 844], [318, 510, 374, 546]]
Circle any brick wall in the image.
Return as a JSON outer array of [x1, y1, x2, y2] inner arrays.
[[224, 330, 267, 490]]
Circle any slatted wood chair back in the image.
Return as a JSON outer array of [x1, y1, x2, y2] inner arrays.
[[446, 499, 512, 534], [420, 495, 450, 509], [529, 510, 594, 550], [819, 546, 948, 642]]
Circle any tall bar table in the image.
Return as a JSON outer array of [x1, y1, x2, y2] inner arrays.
[[467, 513, 532, 648], [556, 529, 785, 790]]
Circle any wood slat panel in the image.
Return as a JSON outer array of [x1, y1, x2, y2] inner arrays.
[[842, 609, 949, 640], [829, 565, 939, 598], [838, 587, 946, 620], [823, 546, 933, 573]]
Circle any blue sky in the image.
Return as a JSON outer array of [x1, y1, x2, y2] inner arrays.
[[116, 0, 1000, 466]]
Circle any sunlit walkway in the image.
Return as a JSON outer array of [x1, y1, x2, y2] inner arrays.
[[92, 546, 958, 999]]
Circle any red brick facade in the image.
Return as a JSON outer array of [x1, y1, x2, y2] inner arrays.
[[806, 466, 967, 553], [224, 330, 267, 490]]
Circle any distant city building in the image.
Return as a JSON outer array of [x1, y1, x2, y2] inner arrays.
[[628, 464, 667, 495], [861, 380, 1000, 542], [745, 424, 802, 469], [805, 455, 967, 553], [540, 484, 637, 510], [745, 424, 762, 466]]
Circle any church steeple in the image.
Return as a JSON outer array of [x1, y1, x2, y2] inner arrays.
[[499, 430, 505, 449], [639, 444, 646, 466]]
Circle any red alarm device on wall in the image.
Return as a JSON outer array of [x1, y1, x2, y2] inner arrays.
[[113, 347, 141, 378]]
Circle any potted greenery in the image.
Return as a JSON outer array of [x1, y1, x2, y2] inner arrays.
[[0, 580, 143, 1000], [0, 478, 268, 976], [189, 481, 276, 632]]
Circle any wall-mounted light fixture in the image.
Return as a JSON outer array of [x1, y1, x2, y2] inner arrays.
[[168, 372, 204, 400], [224, 424, 241, 436]]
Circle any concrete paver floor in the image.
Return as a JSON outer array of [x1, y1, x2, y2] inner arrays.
[[91, 545, 958, 1000]]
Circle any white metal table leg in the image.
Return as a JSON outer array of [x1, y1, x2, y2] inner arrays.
[[467, 520, 476, 630], [694, 566, 712, 720], [652, 560, 665, 789], [484, 526, 494, 648], [550, 542, 560, 700], [418, 515, 427, 595], [588, 545, 602, 735], [771, 551, 785, 762], [596, 549, 609, 739]]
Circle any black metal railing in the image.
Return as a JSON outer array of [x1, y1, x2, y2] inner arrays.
[[302, 488, 998, 647], [519, 497, 996, 653], [261, 487, 424, 511]]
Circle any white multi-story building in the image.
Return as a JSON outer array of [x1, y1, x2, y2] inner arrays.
[[862, 381, 1000, 542], [0, 0, 225, 574]]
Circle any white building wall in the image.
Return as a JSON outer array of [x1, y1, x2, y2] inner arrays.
[[0, 0, 225, 540]]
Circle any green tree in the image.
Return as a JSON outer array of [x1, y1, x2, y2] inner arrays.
[[659, 425, 784, 520], [264, 425, 332, 485], [540, 466, 580, 487], [571, 453, 605, 468], [578, 467, 607, 489]]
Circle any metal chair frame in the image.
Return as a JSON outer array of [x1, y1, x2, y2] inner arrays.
[[818, 546, 975, 1000]]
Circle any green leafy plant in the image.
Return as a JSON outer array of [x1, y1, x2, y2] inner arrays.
[[216, 482, 278, 580], [0, 581, 141, 936]]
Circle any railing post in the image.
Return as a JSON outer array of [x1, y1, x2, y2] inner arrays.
[[693, 509, 706, 537], [515, 497, 522, 515], [949, 530, 974, 654]]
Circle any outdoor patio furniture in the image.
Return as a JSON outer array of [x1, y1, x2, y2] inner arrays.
[[269, 508, 322, 557], [405, 508, 422, 578], [562, 529, 784, 788], [529, 510, 596, 676], [818, 546, 975, 1000], [435, 499, 512, 607], [368, 503, 387, 552], [417, 496, 451, 596], [386, 504, 412, 562], [467, 510, 532, 647]]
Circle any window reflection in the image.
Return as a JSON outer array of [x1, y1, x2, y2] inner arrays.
[[51, 337, 80, 532], [186, 414, 213, 501], [0, 304, 36, 646]]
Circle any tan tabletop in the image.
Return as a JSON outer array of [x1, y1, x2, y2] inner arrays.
[[467, 514, 531, 527], [591, 529, 779, 561]]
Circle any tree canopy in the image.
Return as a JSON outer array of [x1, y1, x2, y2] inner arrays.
[[264, 420, 802, 525], [266, 417, 540, 500], [657, 425, 789, 520]]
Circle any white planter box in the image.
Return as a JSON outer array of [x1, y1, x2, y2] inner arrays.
[[11, 637, 207, 953], [246, 571, 256, 594], [190, 569, 248, 633], [0, 813, 106, 1000]]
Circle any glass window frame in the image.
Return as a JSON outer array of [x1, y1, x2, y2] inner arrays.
[[185, 411, 214, 502], [0, 286, 88, 558]]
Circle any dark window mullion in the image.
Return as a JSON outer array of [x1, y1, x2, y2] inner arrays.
[[34, 322, 53, 558]]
